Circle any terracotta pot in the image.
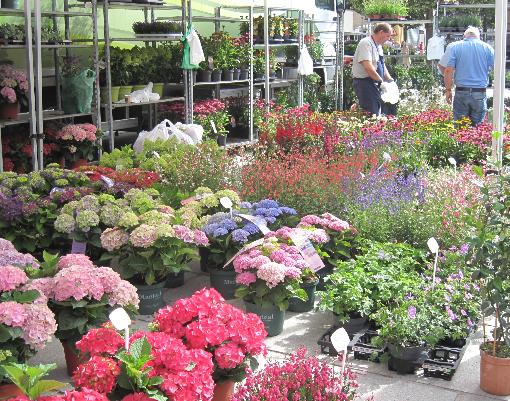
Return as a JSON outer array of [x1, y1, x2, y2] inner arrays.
[[61, 340, 86, 376], [0, 102, 20, 120], [0, 383, 24, 400], [480, 348, 510, 396], [212, 380, 235, 401]]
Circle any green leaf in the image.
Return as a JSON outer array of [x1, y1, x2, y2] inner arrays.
[[129, 337, 152, 361], [28, 380, 66, 399]]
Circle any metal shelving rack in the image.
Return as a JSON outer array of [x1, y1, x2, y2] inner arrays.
[[0, 0, 101, 172], [100, 0, 186, 150], [253, 5, 304, 113], [177, 2, 255, 141]]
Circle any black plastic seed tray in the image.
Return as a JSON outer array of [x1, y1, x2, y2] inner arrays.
[[353, 330, 386, 362], [423, 346, 463, 381], [318, 325, 367, 357]]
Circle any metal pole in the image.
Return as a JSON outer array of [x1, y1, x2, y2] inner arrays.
[[23, 0, 38, 171], [34, 0, 44, 170], [92, 0, 102, 138], [184, 0, 194, 124], [492, 0, 507, 164], [249, 5, 254, 141], [335, 8, 345, 110], [297, 9, 304, 106], [52, 0, 62, 111], [264, 0, 270, 113], [103, 0, 115, 150]]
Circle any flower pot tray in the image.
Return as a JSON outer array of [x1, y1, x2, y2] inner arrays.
[[388, 355, 427, 374], [352, 330, 386, 363], [422, 345, 466, 381], [134, 33, 180, 40], [318, 325, 367, 357]]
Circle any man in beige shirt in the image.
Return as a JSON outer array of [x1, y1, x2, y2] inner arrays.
[[352, 23, 394, 115]]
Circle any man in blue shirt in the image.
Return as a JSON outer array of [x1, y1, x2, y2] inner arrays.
[[444, 27, 494, 125]]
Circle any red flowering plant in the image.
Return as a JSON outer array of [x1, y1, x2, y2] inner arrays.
[[232, 347, 363, 401], [151, 288, 267, 384], [74, 165, 160, 195], [193, 99, 230, 140], [73, 323, 215, 401]]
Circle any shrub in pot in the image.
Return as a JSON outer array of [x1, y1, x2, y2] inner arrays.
[[467, 165, 510, 395]]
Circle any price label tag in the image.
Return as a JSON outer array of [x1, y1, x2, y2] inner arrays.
[[100, 175, 115, 188], [152, 151, 161, 158], [50, 187, 63, 195], [210, 120, 217, 134], [71, 240, 87, 255], [223, 238, 265, 268], [288, 231, 325, 272], [238, 213, 270, 235]]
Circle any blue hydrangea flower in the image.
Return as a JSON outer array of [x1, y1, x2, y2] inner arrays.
[[240, 201, 252, 209], [213, 227, 229, 237], [243, 223, 260, 234], [203, 223, 219, 236], [265, 216, 276, 224], [231, 229, 249, 244], [280, 206, 297, 215], [222, 218, 238, 231], [255, 199, 279, 209]]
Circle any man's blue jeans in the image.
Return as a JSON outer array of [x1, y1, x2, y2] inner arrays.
[[453, 90, 487, 125]]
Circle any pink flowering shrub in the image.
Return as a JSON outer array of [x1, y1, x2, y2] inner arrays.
[[29, 254, 139, 347], [152, 288, 267, 383], [100, 206, 209, 286], [233, 237, 308, 310], [233, 347, 362, 401], [298, 213, 358, 265], [0, 64, 29, 104], [0, 263, 57, 381], [73, 325, 215, 401], [10, 386, 110, 401], [47, 123, 101, 165]]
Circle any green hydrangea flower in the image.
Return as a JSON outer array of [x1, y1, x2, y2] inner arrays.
[[98, 193, 116, 204], [28, 172, 46, 190], [15, 176, 29, 185], [118, 212, 140, 229], [76, 210, 100, 232], [54, 213, 76, 234], [61, 201, 79, 215], [80, 195, 100, 213], [1, 177, 16, 189], [195, 186, 213, 195], [139, 210, 170, 225], [201, 194, 219, 208], [156, 223, 176, 239], [100, 204, 124, 227], [144, 188, 160, 198], [54, 178, 69, 187], [216, 189, 241, 206]]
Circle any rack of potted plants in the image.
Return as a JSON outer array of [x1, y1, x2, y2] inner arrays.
[[284, 17, 298, 43], [269, 15, 285, 43], [0, 23, 25, 45], [132, 21, 182, 40]]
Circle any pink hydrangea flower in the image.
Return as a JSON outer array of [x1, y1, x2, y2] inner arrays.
[[0, 265, 28, 291], [57, 254, 95, 270], [236, 272, 257, 285]]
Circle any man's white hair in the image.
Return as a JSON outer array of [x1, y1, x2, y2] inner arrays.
[[464, 26, 480, 39]]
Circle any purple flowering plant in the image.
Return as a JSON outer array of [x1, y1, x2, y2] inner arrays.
[[0, 166, 94, 256], [201, 199, 298, 271]]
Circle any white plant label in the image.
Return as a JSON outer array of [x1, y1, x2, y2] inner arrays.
[[220, 196, 233, 209], [109, 307, 131, 330], [100, 175, 115, 188], [331, 327, 350, 352], [210, 120, 218, 134], [238, 213, 270, 235], [448, 157, 457, 167], [427, 237, 439, 254], [223, 238, 265, 268]]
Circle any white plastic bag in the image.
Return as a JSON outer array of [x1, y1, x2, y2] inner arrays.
[[129, 82, 160, 103], [175, 122, 203, 144], [297, 45, 314, 76], [380, 81, 400, 104], [188, 28, 205, 66], [133, 119, 194, 153]]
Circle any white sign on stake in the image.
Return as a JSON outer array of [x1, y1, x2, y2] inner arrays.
[[330, 327, 350, 376], [238, 213, 270, 235], [427, 237, 440, 289], [220, 196, 233, 218], [288, 231, 325, 272], [109, 308, 131, 350], [448, 157, 457, 173]]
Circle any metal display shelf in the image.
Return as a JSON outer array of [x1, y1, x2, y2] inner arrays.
[[253, 42, 299, 48], [100, 0, 186, 149], [104, 96, 185, 109], [193, 79, 251, 86], [367, 19, 433, 24], [438, 3, 496, 8], [0, 0, 101, 172]]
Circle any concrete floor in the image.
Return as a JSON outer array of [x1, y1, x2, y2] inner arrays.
[[30, 263, 510, 401]]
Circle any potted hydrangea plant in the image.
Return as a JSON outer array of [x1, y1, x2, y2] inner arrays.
[[28, 253, 139, 375], [0, 64, 29, 119], [233, 236, 307, 336], [152, 288, 267, 400], [72, 324, 215, 401]]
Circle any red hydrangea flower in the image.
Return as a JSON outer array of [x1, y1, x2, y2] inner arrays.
[[73, 356, 120, 394]]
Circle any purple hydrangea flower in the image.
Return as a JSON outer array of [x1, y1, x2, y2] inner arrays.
[[213, 227, 229, 237], [231, 229, 249, 244], [407, 306, 417, 319], [243, 223, 260, 234]]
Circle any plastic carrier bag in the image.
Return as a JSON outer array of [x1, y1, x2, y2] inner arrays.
[[133, 119, 195, 153], [297, 45, 314, 76], [61, 69, 96, 114]]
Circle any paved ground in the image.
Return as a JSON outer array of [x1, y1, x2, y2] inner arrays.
[[30, 263, 510, 401]]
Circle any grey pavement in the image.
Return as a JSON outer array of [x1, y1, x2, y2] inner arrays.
[[30, 262, 510, 401]]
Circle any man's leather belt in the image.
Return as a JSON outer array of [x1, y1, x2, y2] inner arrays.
[[456, 87, 486, 92]]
